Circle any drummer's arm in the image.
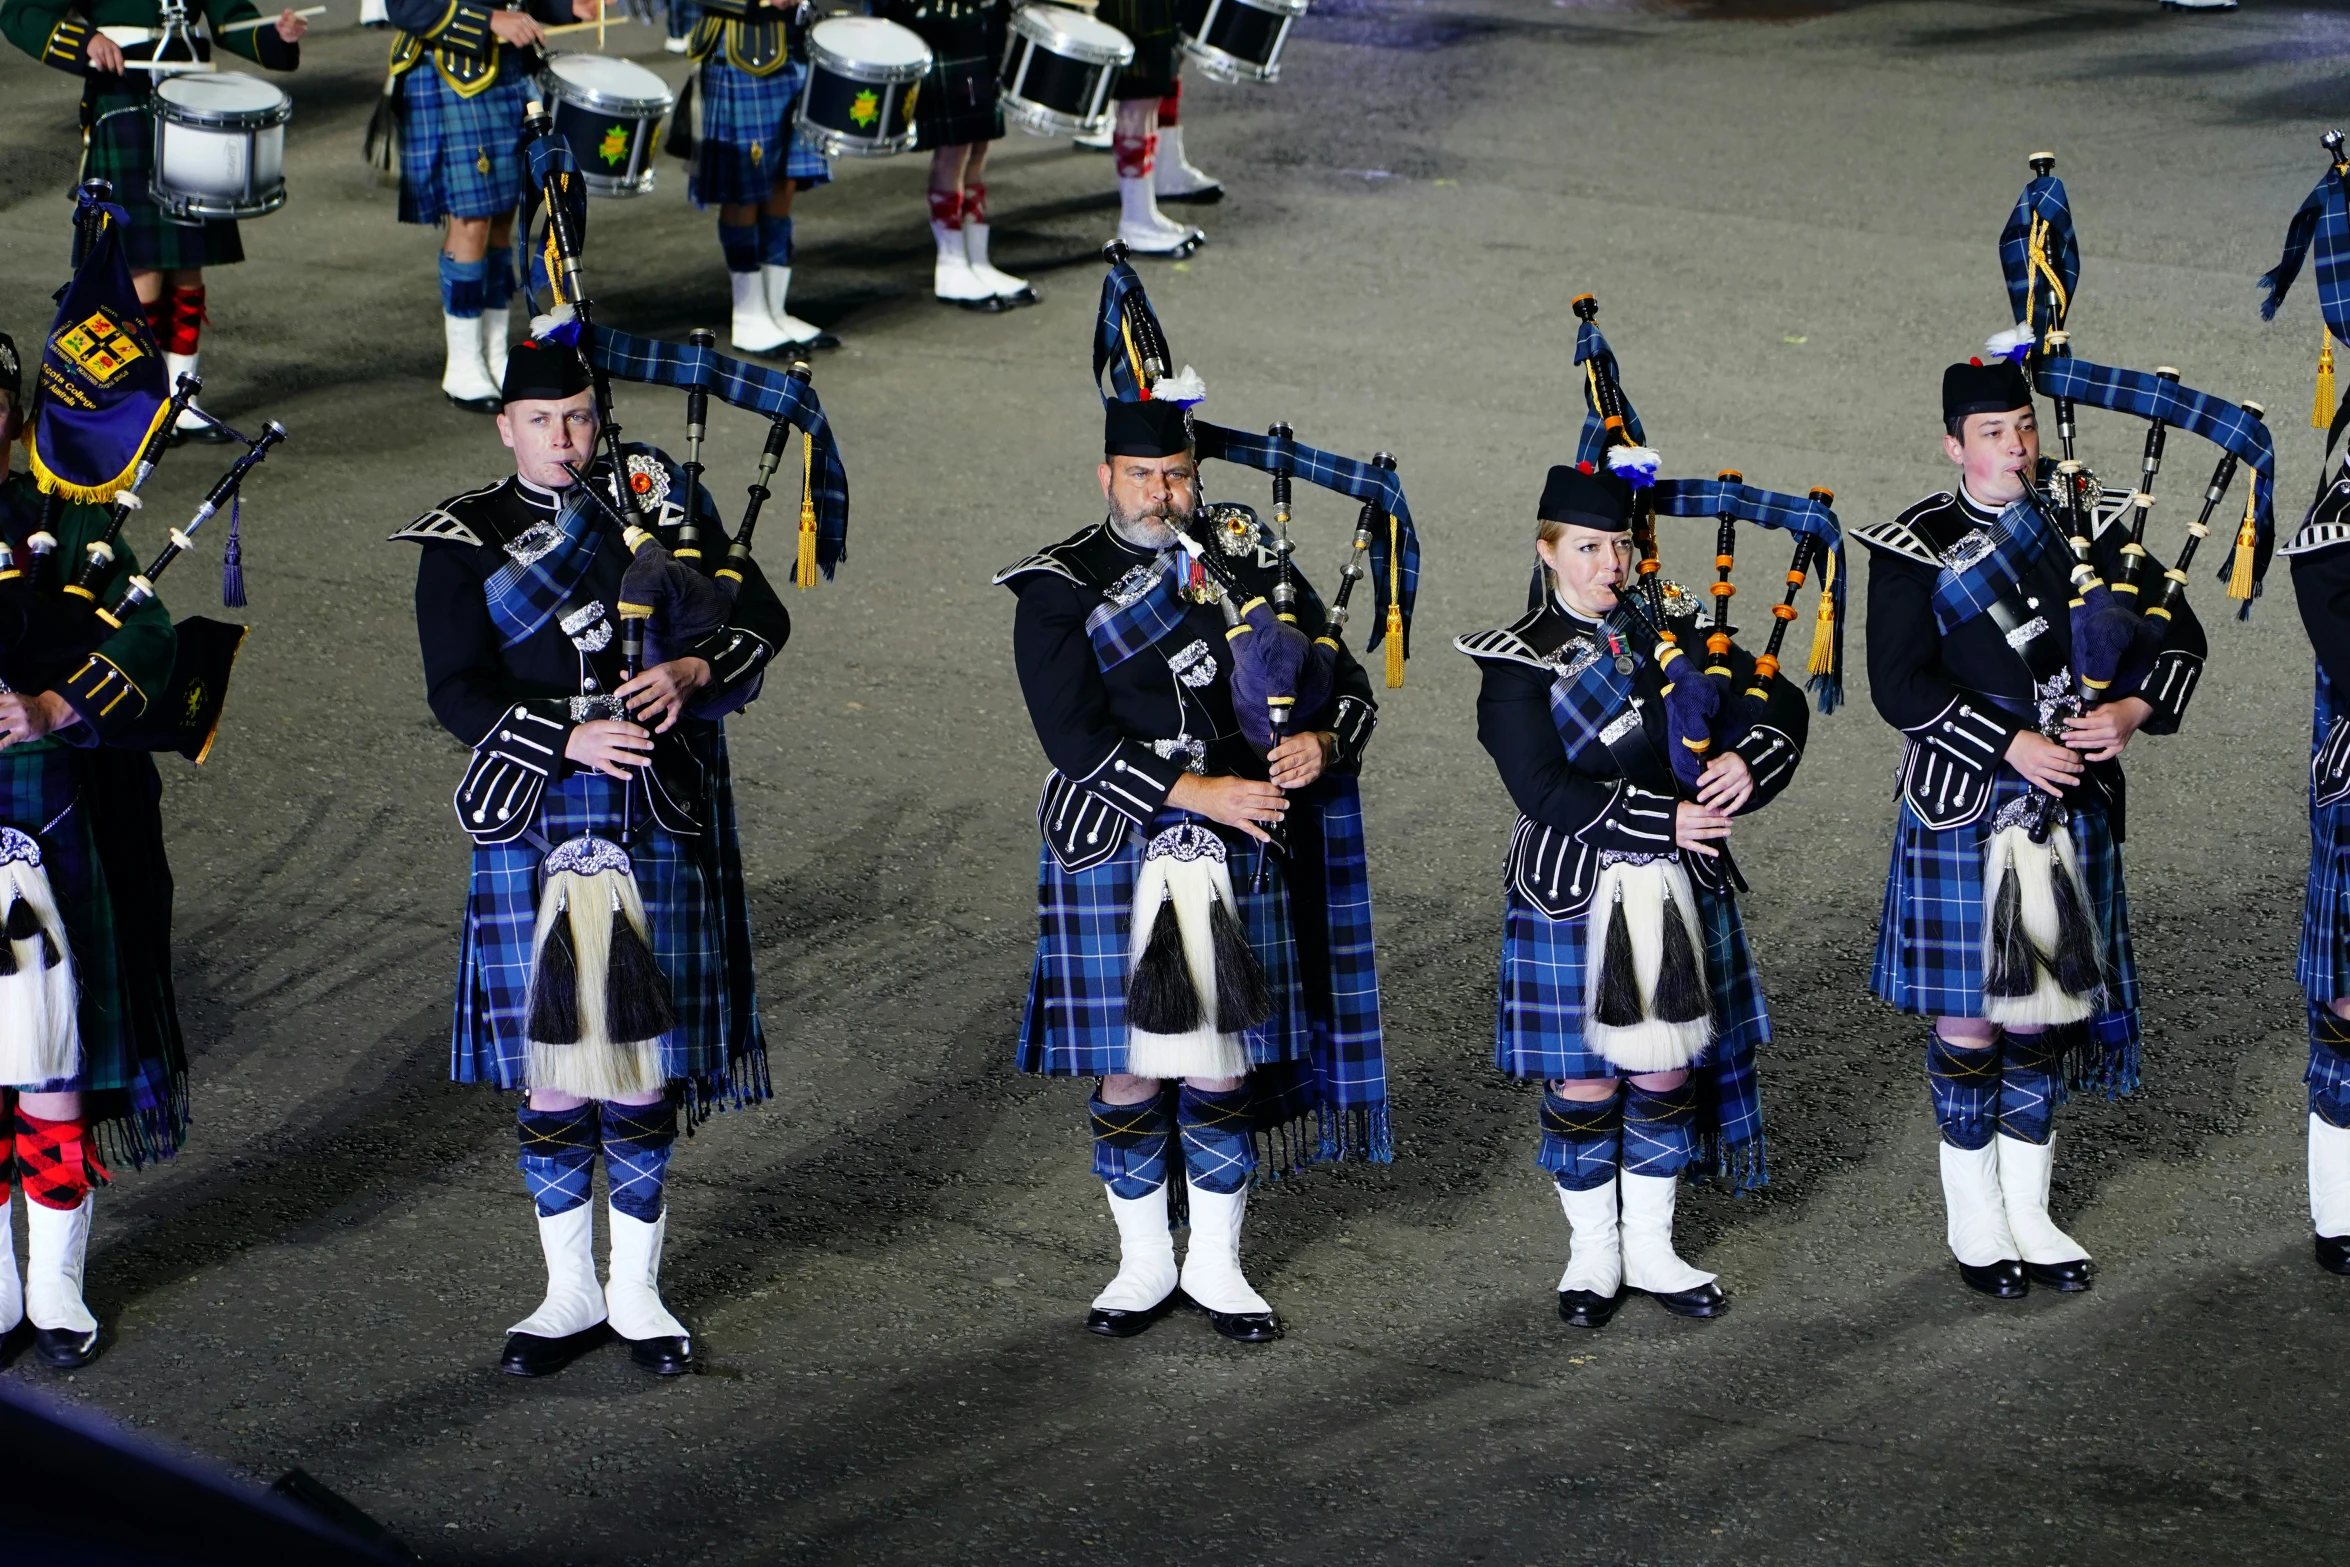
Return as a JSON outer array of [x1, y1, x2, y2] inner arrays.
[[0, 0, 98, 75], [205, 0, 303, 66]]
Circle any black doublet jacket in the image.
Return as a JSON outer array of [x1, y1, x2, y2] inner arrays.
[[2287, 467, 2350, 801], [1458, 592, 1808, 919], [1854, 485, 2205, 833], [399, 460, 788, 842], [997, 511, 1377, 872]]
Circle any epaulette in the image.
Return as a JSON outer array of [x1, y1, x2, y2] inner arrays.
[[388, 480, 505, 547], [993, 522, 1133, 591], [1454, 605, 1557, 669], [1851, 494, 1954, 567], [2283, 469, 2350, 558]]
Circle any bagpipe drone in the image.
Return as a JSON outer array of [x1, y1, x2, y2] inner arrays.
[[1092, 243, 1415, 1069], [498, 103, 850, 1081]]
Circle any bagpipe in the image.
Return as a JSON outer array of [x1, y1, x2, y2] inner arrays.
[[2258, 129, 2350, 522], [1998, 153, 2275, 643], [1567, 294, 1846, 785], [1095, 241, 1421, 751], [16, 182, 278, 764]]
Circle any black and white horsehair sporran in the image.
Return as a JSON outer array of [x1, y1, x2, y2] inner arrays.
[[522, 833, 678, 1099], [1124, 822, 1274, 1081], [1585, 853, 1713, 1073], [0, 827, 80, 1089]]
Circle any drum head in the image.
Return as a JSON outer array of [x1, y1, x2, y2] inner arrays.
[[1014, 5, 1136, 65], [545, 52, 674, 112], [809, 16, 931, 74], [155, 71, 287, 119]]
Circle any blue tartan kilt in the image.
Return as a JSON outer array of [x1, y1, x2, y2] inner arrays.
[[2300, 797, 2350, 1006], [690, 59, 833, 209], [1871, 778, 2141, 1058], [1016, 813, 1307, 1079], [1494, 872, 1768, 1186], [450, 736, 766, 1112], [397, 65, 533, 225]]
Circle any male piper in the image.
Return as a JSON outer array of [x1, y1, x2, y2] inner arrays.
[[2286, 468, 2350, 1275], [2, 0, 308, 440], [0, 332, 189, 1369], [1856, 357, 2202, 1299], [382, 0, 602, 410], [398, 342, 787, 1376], [995, 392, 1388, 1342]]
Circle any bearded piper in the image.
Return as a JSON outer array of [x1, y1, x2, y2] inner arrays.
[[396, 340, 795, 1378], [993, 253, 1395, 1343]]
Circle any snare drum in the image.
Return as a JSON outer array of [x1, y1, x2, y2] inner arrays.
[[544, 53, 675, 198], [797, 16, 931, 158], [1000, 5, 1133, 138], [149, 72, 289, 223], [1178, 0, 1308, 84]]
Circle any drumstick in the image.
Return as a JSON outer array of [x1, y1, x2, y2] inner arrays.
[[214, 7, 325, 33], [543, 13, 633, 35]]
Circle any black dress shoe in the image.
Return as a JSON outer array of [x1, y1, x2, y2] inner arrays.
[[1557, 1289, 1621, 1329], [946, 294, 1009, 314], [1180, 1291, 1281, 1343], [1957, 1259, 2029, 1299], [1640, 1282, 1728, 1320], [2317, 1233, 2350, 1276], [624, 1334, 693, 1376], [2023, 1257, 2094, 1292], [33, 1324, 101, 1370], [1085, 1292, 1177, 1338], [498, 1323, 611, 1377], [778, 330, 842, 352], [444, 391, 501, 415], [1160, 184, 1225, 206]]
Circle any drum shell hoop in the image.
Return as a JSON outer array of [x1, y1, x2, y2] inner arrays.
[[807, 37, 931, 84], [148, 78, 290, 222], [150, 91, 293, 130], [1010, 6, 1137, 66], [545, 59, 675, 196], [1180, 0, 1302, 82], [1002, 42, 1118, 133]]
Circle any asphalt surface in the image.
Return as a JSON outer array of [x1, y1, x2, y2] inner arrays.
[[3, 1, 2348, 1562]]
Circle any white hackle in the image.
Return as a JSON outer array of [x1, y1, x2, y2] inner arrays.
[[1152, 365, 1208, 408], [1985, 322, 2036, 364], [1605, 445, 1663, 487]]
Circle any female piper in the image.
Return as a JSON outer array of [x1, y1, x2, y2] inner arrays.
[[1456, 463, 1808, 1327]]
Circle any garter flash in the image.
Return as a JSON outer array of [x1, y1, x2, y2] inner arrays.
[[0, 828, 78, 1088], [1583, 855, 1713, 1073], [1981, 815, 2104, 1028], [1124, 822, 1272, 1081], [524, 834, 676, 1100]]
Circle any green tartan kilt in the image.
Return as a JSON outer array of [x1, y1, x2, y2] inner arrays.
[[85, 88, 245, 273], [0, 743, 186, 1167]]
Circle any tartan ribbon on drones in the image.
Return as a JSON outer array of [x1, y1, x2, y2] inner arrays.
[[1573, 316, 1645, 468], [2034, 354, 2276, 600], [1093, 260, 1162, 405], [2259, 162, 2350, 345], [1192, 420, 1422, 658], [26, 188, 169, 505], [589, 328, 851, 577], [522, 129, 591, 322], [1651, 476, 1848, 713], [2001, 169, 2078, 347]]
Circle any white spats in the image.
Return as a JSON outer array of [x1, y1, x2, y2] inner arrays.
[[762, 265, 826, 349], [2312, 1114, 2350, 1240], [509, 1202, 607, 1340], [1179, 1185, 1271, 1316], [1981, 820, 2103, 1029], [0, 836, 81, 1088], [1092, 1184, 1179, 1313], [1939, 1139, 2022, 1267], [1583, 857, 1714, 1074], [164, 352, 211, 431], [0, 1192, 20, 1336], [931, 220, 996, 306], [23, 1192, 95, 1336], [729, 269, 790, 354], [1116, 177, 1202, 257], [483, 304, 512, 395], [961, 219, 1033, 304], [440, 314, 500, 409], [1995, 1134, 2090, 1266], [1555, 1178, 1622, 1299], [1617, 1171, 1716, 1295], [604, 1205, 689, 1344], [1152, 125, 1221, 200]]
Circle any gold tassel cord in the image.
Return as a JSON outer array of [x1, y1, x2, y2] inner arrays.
[[1383, 513, 1404, 690], [2317, 331, 2337, 430], [2227, 475, 2259, 603], [2026, 215, 2070, 340], [1806, 546, 1837, 679], [794, 426, 818, 589]]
